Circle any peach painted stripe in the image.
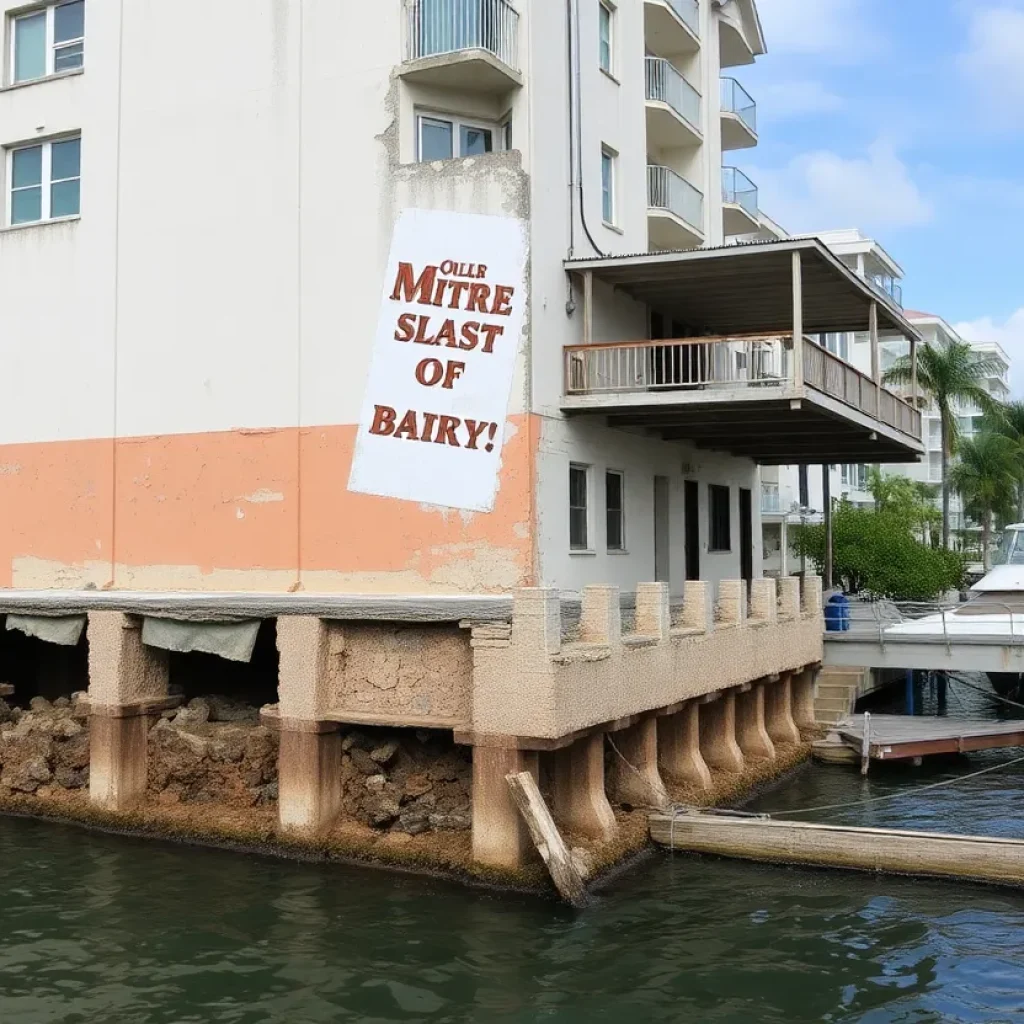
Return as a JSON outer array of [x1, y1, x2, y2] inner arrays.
[[0, 418, 537, 593]]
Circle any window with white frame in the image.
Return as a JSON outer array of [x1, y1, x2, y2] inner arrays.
[[598, 1, 614, 74], [600, 146, 616, 225], [10, 1, 84, 85], [569, 463, 590, 550], [606, 470, 625, 551], [417, 112, 506, 162], [8, 135, 81, 225]]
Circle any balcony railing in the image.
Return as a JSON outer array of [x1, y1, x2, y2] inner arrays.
[[647, 165, 703, 231], [405, 0, 519, 70], [563, 334, 922, 440], [664, 0, 699, 35], [646, 57, 701, 129], [720, 77, 757, 134], [869, 274, 903, 309], [761, 483, 781, 514], [722, 166, 758, 218]]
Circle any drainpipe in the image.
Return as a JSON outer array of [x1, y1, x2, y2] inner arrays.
[[822, 465, 833, 591]]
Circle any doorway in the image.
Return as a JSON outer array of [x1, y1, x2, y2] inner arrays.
[[684, 479, 700, 581], [654, 476, 670, 583], [739, 487, 754, 583]]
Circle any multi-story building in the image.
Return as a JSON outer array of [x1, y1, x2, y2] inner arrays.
[[0, 1, 924, 872]]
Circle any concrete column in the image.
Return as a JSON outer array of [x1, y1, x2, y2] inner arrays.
[[679, 581, 708, 632], [636, 582, 670, 639], [608, 718, 669, 808], [658, 702, 712, 792], [735, 684, 776, 762], [699, 693, 744, 773], [764, 675, 801, 746], [550, 733, 617, 841], [278, 723, 342, 832], [579, 585, 621, 644], [791, 668, 817, 732], [87, 612, 169, 811], [472, 746, 540, 870]]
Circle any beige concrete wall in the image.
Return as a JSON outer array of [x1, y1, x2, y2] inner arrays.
[[472, 579, 824, 740], [327, 624, 472, 725]]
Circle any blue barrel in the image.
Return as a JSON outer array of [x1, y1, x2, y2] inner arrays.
[[823, 593, 850, 632]]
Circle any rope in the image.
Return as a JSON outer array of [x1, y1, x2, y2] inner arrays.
[[605, 733, 665, 811], [767, 752, 1024, 818]]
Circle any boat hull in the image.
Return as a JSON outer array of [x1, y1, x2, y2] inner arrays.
[[986, 672, 1023, 698]]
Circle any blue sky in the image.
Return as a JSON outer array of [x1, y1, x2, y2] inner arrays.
[[741, 0, 1024, 387]]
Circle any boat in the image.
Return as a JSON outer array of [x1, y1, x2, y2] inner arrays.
[[881, 523, 1024, 699]]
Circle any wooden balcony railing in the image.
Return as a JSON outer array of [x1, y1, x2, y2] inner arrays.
[[564, 334, 922, 440]]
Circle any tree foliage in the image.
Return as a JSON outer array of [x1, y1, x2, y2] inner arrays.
[[793, 500, 965, 601], [950, 432, 1018, 569], [865, 468, 940, 541]]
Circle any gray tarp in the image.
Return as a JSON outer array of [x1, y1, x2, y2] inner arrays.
[[5, 613, 87, 646], [141, 617, 261, 663]]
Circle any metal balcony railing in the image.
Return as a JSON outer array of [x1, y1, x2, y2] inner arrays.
[[647, 165, 703, 231], [722, 166, 758, 219], [761, 483, 781, 514], [720, 77, 757, 134], [646, 57, 701, 130], [405, 0, 519, 70], [869, 274, 903, 309], [664, 0, 699, 35], [563, 334, 923, 441]]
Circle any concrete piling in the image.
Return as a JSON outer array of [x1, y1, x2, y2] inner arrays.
[[658, 702, 712, 792], [550, 733, 617, 841], [609, 718, 669, 809], [699, 693, 745, 774], [735, 684, 775, 762], [471, 746, 540, 870]]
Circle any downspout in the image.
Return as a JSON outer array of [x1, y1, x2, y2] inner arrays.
[[568, 0, 605, 257]]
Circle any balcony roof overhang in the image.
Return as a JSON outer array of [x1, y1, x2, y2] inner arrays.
[[564, 238, 921, 342]]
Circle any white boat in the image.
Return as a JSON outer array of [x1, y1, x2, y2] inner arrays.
[[881, 523, 1024, 697]]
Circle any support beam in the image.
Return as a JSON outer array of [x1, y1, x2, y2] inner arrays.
[[658, 702, 712, 792], [735, 684, 775, 762], [550, 733, 617, 841], [607, 719, 669, 809], [278, 724, 342, 832], [792, 250, 804, 388], [910, 335, 918, 408], [582, 271, 594, 346], [870, 301, 880, 385], [472, 747, 540, 870], [823, 465, 833, 591], [699, 693, 744, 773]]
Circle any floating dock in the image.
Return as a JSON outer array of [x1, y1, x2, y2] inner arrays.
[[650, 812, 1024, 888], [837, 714, 1024, 762]]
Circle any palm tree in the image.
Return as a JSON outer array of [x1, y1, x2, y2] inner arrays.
[[884, 340, 1002, 549], [983, 400, 1024, 522], [949, 433, 1017, 570]]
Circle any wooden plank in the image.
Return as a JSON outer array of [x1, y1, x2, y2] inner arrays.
[[650, 813, 1024, 888], [837, 714, 1024, 761], [506, 771, 588, 908]]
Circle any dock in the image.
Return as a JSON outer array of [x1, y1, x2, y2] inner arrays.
[[837, 714, 1024, 762], [649, 812, 1024, 888]]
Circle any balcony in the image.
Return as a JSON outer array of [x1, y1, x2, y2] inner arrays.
[[720, 78, 757, 150], [645, 58, 701, 149], [562, 240, 926, 466], [399, 0, 521, 94], [761, 483, 782, 514], [722, 166, 758, 235], [869, 274, 903, 309], [644, 0, 700, 55], [647, 165, 704, 249]]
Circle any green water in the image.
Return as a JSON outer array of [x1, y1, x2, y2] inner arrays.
[[2, 677, 1024, 1023]]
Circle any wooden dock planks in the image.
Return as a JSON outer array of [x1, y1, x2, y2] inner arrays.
[[650, 813, 1024, 887], [837, 714, 1024, 761]]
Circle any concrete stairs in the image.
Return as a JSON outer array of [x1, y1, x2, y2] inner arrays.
[[814, 668, 869, 726]]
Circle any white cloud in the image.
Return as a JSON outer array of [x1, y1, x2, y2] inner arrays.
[[750, 142, 934, 235], [954, 309, 1024, 396], [958, 6, 1024, 126], [754, 0, 877, 58], [756, 80, 844, 119]]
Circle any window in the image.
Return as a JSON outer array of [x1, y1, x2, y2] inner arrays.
[[570, 464, 590, 550], [598, 1, 613, 73], [606, 470, 624, 551], [708, 484, 731, 552], [11, 1, 84, 84], [7, 135, 80, 225], [601, 147, 615, 224], [417, 113, 505, 162]]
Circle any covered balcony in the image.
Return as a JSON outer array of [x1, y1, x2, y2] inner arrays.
[[562, 239, 925, 465], [645, 58, 702, 148], [720, 78, 757, 150], [722, 166, 759, 235], [399, 0, 522, 94], [647, 165, 704, 249], [644, 0, 700, 56]]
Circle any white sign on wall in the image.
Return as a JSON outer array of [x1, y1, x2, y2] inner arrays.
[[348, 208, 529, 513]]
